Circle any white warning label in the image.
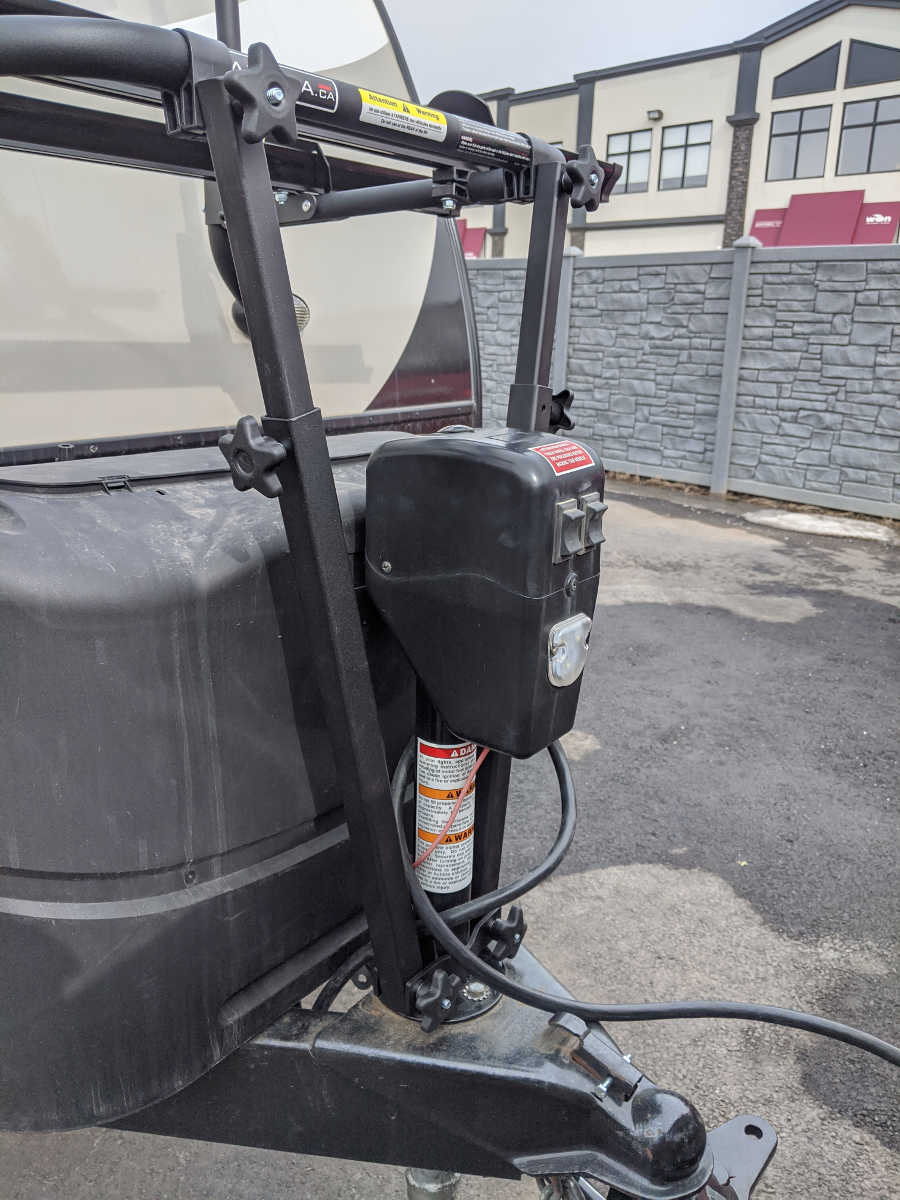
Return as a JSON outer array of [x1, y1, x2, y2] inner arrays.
[[358, 89, 448, 143], [415, 738, 476, 894]]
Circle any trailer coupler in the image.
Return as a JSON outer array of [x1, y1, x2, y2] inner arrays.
[[115, 948, 775, 1199]]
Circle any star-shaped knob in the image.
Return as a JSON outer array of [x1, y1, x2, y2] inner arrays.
[[223, 42, 300, 145], [549, 387, 575, 434], [219, 415, 287, 498], [563, 146, 622, 212]]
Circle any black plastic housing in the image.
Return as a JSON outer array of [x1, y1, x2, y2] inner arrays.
[[365, 428, 605, 757]]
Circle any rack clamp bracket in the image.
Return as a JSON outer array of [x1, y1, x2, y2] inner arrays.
[[162, 28, 240, 135], [430, 166, 470, 215], [161, 32, 306, 146]]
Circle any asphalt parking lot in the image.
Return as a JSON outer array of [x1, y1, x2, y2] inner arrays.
[[2, 481, 897, 1199]]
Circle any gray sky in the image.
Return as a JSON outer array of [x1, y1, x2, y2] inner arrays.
[[385, 0, 808, 101]]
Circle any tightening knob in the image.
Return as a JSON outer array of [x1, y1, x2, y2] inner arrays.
[[223, 42, 300, 145], [562, 146, 622, 212], [219, 415, 287, 498], [486, 905, 527, 963], [549, 388, 575, 434]]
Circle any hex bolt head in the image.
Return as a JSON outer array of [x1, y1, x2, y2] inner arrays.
[[265, 84, 286, 106], [441, 196, 456, 211], [588, 171, 600, 188], [440, 997, 452, 1010], [381, 560, 392, 574], [301, 198, 313, 213], [273, 189, 288, 205]]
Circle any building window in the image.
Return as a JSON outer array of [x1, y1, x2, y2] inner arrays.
[[772, 43, 840, 99], [766, 105, 831, 180], [659, 121, 712, 189], [606, 129, 651, 193], [837, 95, 900, 174], [846, 40, 900, 89]]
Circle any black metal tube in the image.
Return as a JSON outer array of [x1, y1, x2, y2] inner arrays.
[[313, 178, 435, 221], [513, 159, 569, 389], [207, 223, 241, 301], [302, 169, 510, 224], [0, 15, 190, 90], [281, 72, 532, 172], [0, 16, 532, 174], [214, 0, 240, 51]]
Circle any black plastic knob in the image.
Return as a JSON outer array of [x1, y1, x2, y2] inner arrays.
[[563, 146, 622, 212], [414, 967, 462, 1033], [486, 905, 527, 962], [223, 42, 300, 145], [549, 388, 575, 434], [219, 415, 287, 498]]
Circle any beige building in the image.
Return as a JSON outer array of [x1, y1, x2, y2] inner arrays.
[[468, 0, 900, 257]]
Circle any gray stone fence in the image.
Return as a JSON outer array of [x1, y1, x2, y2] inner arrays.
[[469, 242, 900, 518]]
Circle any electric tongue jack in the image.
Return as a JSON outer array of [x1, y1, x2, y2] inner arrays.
[[0, 6, 896, 1199]]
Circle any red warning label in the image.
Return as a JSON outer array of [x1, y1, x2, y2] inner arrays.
[[530, 440, 595, 476], [418, 742, 476, 760]]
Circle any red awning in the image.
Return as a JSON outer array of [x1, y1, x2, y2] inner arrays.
[[750, 190, 898, 247], [749, 208, 787, 246], [777, 189, 865, 246], [455, 218, 487, 259], [853, 201, 900, 244]]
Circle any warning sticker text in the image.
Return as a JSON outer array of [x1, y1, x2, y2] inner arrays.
[[530, 440, 595, 476], [415, 739, 476, 894], [358, 89, 447, 143]]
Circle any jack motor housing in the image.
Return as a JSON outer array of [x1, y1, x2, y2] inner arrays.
[[365, 428, 606, 757]]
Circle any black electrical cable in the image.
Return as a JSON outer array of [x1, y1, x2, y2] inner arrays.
[[433, 739, 576, 929], [392, 740, 900, 1068]]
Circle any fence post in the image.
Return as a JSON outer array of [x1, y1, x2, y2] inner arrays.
[[710, 235, 760, 496], [550, 245, 582, 394]]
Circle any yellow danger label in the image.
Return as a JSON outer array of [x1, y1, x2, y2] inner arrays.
[[358, 89, 447, 143]]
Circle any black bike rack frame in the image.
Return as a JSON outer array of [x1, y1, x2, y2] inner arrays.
[[0, 12, 776, 1197]]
